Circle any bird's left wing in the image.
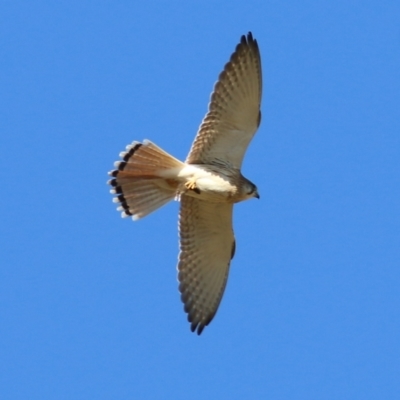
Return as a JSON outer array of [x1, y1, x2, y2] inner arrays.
[[178, 196, 235, 335], [186, 32, 262, 169]]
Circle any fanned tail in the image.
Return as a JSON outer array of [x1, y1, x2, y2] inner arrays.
[[108, 140, 184, 220]]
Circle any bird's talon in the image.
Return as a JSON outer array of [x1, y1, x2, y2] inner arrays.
[[185, 180, 201, 195]]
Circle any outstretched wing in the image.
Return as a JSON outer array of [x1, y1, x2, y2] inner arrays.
[[177, 196, 235, 335], [186, 32, 262, 169]]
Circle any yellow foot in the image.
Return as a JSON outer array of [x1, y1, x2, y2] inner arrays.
[[185, 180, 201, 194]]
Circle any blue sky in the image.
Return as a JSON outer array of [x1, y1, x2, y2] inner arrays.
[[1, 1, 399, 399]]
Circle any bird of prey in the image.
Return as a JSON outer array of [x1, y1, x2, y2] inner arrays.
[[108, 32, 262, 334]]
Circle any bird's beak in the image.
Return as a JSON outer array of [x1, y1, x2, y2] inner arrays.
[[254, 191, 260, 200]]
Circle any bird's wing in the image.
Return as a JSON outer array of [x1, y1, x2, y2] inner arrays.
[[186, 32, 262, 169], [177, 196, 235, 335]]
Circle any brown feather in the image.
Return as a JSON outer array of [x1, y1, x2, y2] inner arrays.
[[108, 140, 184, 219]]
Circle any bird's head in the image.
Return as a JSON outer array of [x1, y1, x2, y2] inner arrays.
[[241, 177, 260, 200]]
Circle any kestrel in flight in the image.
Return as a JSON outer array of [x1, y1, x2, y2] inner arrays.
[[108, 32, 262, 334]]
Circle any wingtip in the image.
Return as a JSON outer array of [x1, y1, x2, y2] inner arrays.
[[190, 321, 205, 335], [237, 31, 259, 58], [241, 31, 255, 44]]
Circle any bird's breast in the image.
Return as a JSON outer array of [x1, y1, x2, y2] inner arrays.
[[178, 164, 240, 202]]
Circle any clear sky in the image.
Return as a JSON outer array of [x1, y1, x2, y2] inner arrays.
[[1, 1, 399, 399]]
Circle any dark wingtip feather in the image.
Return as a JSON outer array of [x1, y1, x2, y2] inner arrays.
[[190, 321, 205, 335], [241, 31, 254, 44], [238, 32, 259, 57], [235, 31, 259, 62]]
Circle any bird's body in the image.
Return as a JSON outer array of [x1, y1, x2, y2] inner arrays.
[[108, 32, 262, 334]]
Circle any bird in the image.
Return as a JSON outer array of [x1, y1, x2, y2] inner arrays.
[[108, 32, 262, 335]]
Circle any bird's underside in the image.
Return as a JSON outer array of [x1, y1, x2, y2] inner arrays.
[[108, 32, 262, 334]]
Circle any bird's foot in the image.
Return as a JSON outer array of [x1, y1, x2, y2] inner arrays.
[[185, 179, 201, 194]]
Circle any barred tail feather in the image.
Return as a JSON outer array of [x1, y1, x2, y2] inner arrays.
[[108, 140, 184, 220], [111, 179, 175, 220]]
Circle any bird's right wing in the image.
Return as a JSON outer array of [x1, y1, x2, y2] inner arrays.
[[186, 32, 262, 169], [177, 196, 235, 335]]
